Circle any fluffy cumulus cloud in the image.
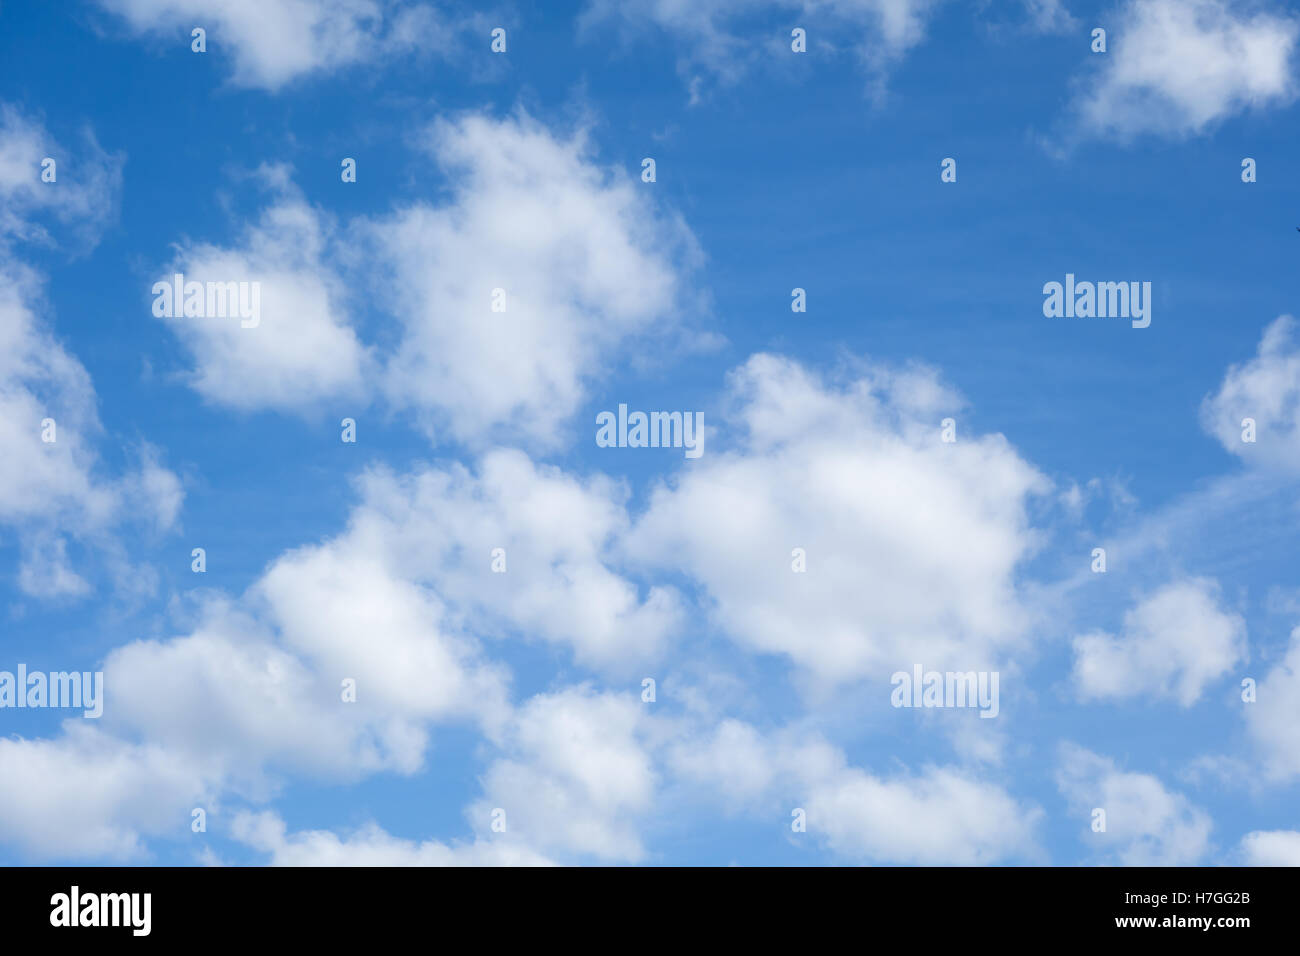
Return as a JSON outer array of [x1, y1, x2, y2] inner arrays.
[[627, 353, 1049, 686], [95, 0, 466, 91], [0, 269, 116, 533], [154, 113, 701, 446], [805, 763, 1040, 864], [468, 687, 658, 862], [0, 107, 182, 598], [1239, 829, 1300, 865], [1057, 744, 1213, 865], [1244, 626, 1300, 782], [232, 811, 555, 866], [0, 277, 181, 559], [1201, 316, 1300, 473], [365, 112, 700, 447], [341, 450, 683, 671], [156, 174, 372, 412], [0, 724, 216, 861], [1071, 578, 1245, 706], [1074, 0, 1299, 139], [671, 719, 1042, 863], [0, 443, 682, 857]]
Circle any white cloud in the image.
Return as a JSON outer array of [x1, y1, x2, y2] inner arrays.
[[0, 252, 183, 600], [1057, 743, 1212, 864], [16, 534, 91, 598], [1071, 578, 1245, 706], [344, 449, 684, 671], [626, 353, 1049, 686], [582, 0, 942, 95], [1201, 316, 1300, 473], [365, 111, 701, 447], [0, 104, 121, 248], [671, 718, 1041, 863], [0, 723, 215, 861], [0, 570, 508, 860], [255, 531, 515, 739], [158, 178, 372, 412], [1245, 625, 1300, 782], [1021, 0, 1077, 33], [231, 811, 555, 866], [1074, 0, 1299, 140], [155, 113, 703, 445], [0, 269, 112, 527], [469, 687, 657, 862], [670, 719, 783, 804], [1239, 829, 1300, 865], [805, 762, 1040, 864], [96, 0, 463, 91], [0, 108, 184, 599], [0, 440, 681, 858]]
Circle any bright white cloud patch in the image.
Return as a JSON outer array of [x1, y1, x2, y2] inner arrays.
[[627, 353, 1048, 686], [0, 121, 182, 597], [806, 763, 1040, 864], [1202, 316, 1300, 473], [1244, 625, 1300, 782], [232, 811, 555, 866], [1071, 578, 1245, 706], [1057, 744, 1212, 865], [671, 719, 1041, 864], [155, 113, 701, 444], [0, 441, 681, 857], [0, 724, 214, 861], [1075, 0, 1299, 139], [1239, 829, 1300, 865], [344, 449, 683, 671], [96, 0, 459, 91], [0, 269, 115, 531], [366, 112, 699, 447], [157, 178, 371, 412], [469, 687, 657, 862]]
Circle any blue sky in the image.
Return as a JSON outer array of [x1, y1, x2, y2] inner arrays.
[[0, 0, 1298, 866]]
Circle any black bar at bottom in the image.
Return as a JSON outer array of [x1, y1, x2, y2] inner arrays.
[[0, 866, 1283, 942]]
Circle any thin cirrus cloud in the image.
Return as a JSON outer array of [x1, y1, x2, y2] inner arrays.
[[580, 0, 945, 96], [0, 103, 121, 248]]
